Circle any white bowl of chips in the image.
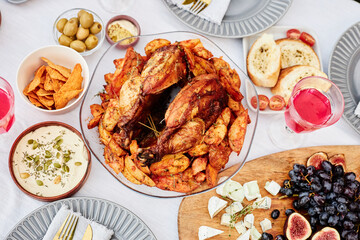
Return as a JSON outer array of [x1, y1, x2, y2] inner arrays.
[[17, 45, 90, 113]]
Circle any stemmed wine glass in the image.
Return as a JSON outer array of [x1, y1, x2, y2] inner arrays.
[[268, 76, 344, 149]]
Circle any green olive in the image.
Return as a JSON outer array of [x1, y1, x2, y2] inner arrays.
[[56, 18, 68, 33], [80, 12, 94, 28], [90, 22, 102, 34], [77, 9, 87, 18], [76, 27, 90, 41], [70, 17, 79, 26], [85, 34, 98, 50], [63, 20, 78, 37], [70, 40, 86, 52]]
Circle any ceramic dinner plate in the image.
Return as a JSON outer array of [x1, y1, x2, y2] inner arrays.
[[243, 26, 323, 114], [5, 197, 157, 240], [329, 22, 360, 135], [162, 0, 293, 38]]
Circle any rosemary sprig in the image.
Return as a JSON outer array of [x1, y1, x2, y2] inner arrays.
[[137, 114, 160, 136]]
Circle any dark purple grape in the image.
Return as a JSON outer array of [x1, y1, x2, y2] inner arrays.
[[261, 232, 273, 240], [313, 206, 322, 215], [325, 205, 336, 215], [299, 196, 310, 207], [293, 200, 300, 210], [285, 209, 295, 216], [345, 231, 358, 240], [319, 212, 329, 221], [326, 192, 337, 201], [271, 209, 280, 219], [343, 220, 355, 230], [311, 182, 322, 192], [337, 203, 347, 214], [275, 235, 286, 240], [318, 170, 331, 180], [293, 164, 302, 173], [283, 188, 293, 197], [283, 179, 291, 186], [322, 180, 332, 193], [298, 191, 309, 198], [299, 182, 310, 190], [333, 182, 344, 194], [337, 196, 349, 204], [345, 212, 359, 223], [310, 216, 318, 226], [343, 187, 355, 199], [321, 160, 333, 173], [307, 165, 315, 175], [344, 172, 356, 182], [307, 207, 317, 216], [331, 200, 339, 208], [333, 165, 344, 177], [341, 230, 351, 239], [313, 194, 325, 206], [347, 180, 360, 191], [334, 177, 345, 186], [319, 219, 327, 226], [327, 215, 339, 227]]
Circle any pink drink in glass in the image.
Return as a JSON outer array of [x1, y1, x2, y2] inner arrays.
[[0, 77, 15, 133]]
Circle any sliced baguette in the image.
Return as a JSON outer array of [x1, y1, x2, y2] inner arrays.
[[276, 38, 320, 69], [271, 65, 328, 103], [247, 33, 281, 87]]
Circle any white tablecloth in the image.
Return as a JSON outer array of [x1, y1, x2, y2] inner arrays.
[[0, 0, 359, 239]]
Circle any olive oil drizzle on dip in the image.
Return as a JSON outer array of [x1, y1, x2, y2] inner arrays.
[[13, 126, 88, 197]]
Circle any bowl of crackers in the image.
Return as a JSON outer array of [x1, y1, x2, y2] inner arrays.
[[17, 45, 89, 113]]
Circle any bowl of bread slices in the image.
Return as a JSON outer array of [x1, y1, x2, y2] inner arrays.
[[243, 26, 326, 113]]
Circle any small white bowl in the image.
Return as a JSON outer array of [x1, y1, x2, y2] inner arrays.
[[16, 45, 90, 114]]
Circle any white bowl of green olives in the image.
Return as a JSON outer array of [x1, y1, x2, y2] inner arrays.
[[53, 8, 105, 56]]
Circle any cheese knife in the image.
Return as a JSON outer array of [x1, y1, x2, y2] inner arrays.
[[82, 224, 93, 240]]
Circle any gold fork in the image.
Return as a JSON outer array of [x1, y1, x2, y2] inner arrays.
[[53, 213, 79, 240], [188, 0, 211, 14]]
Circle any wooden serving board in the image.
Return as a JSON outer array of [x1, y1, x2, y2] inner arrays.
[[178, 145, 360, 240]]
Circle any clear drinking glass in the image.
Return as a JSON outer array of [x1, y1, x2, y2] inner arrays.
[[0, 77, 15, 133], [269, 76, 344, 149]]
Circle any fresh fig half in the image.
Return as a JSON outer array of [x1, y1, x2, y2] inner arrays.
[[311, 227, 340, 240], [329, 154, 346, 171], [285, 213, 312, 240], [307, 152, 328, 170]]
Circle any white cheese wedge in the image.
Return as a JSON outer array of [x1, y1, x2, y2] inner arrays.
[[224, 180, 244, 202], [225, 201, 243, 214], [355, 102, 360, 118], [236, 229, 250, 240], [264, 180, 281, 196], [250, 226, 261, 240], [244, 213, 254, 228], [208, 196, 227, 219], [253, 196, 271, 209], [220, 213, 233, 226], [243, 181, 261, 201], [260, 218, 272, 232], [216, 176, 228, 196], [198, 226, 224, 240], [235, 221, 247, 235]]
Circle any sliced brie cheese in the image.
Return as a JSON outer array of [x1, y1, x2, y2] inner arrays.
[[244, 213, 254, 228], [198, 226, 224, 240], [208, 196, 227, 219], [220, 213, 233, 226], [243, 181, 261, 201], [216, 176, 229, 196], [250, 226, 261, 240], [224, 180, 244, 202], [235, 221, 247, 235], [225, 201, 243, 214], [260, 218, 272, 232], [253, 196, 271, 209], [264, 180, 281, 196], [236, 229, 250, 240]]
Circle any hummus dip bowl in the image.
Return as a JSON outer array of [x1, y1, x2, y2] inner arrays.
[[9, 121, 91, 201]]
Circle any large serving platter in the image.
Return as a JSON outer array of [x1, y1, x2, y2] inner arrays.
[[5, 197, 157, 240], [329, 22, 360, 135], [162, 0, 293, 38], [79, 31, 259, 198], [178, 145, 360, 239]]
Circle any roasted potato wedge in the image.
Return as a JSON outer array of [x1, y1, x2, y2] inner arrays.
[[87, 114, 101, 129], [219, 68, 243, 102], [113, 58, 124, 69], [217, 107, 231, 126], [181, 168, 194, 181], [188, 143, 209, 157], [99, 117, 112, 145], [204, 123, 227, 146], [150, 154, 190, 176], [195, 172, 206, 183], [228, 110, 248, 154], [192, 157, 208, 175], [124, 155, 155, 187], [108, 138, 127, 157], [104, 146, 124, 174], [208, 140, 232, 170], [90, 104, 104, 117], [122, 167, 141, 185], [103, 99, 121, 131], [206, 164, 219, 187], [179, 39, 201, 49], [152, 174, 200, 193], [145, 38, 171, 57], [129, 140, 138, 156]]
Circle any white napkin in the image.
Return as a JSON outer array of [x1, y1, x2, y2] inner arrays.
[[355, 102, 360, 118], [168, 0, 231, 25], [43, 205, 114, 240]]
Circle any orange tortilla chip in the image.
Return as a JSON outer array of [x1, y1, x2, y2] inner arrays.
[[28, 96, 45, 108], [36, 88, 53, 96], [44, 95, 53, 100], [27, 66, 46, 93], [52, 79, 63, 92], [27, 91, 39, 100], [58, 64, 83, 92], [38, 96, 54, 109], [44, 73, 54, 91], [46, 66, 67, 82], [41, 57, 71, 78], [54, 89, 83, 109]]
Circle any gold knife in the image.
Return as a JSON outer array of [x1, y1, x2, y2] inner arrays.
[[82, 224, 93, 240]]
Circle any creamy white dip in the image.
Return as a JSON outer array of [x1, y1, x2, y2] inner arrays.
[[108, 20, 138, 36], [13, 126, 88, 197]]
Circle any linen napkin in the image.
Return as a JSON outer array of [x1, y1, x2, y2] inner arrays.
[[43, 205, 114, 240], [168, 0, 231, 25], [355, 102, 360, 118]]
